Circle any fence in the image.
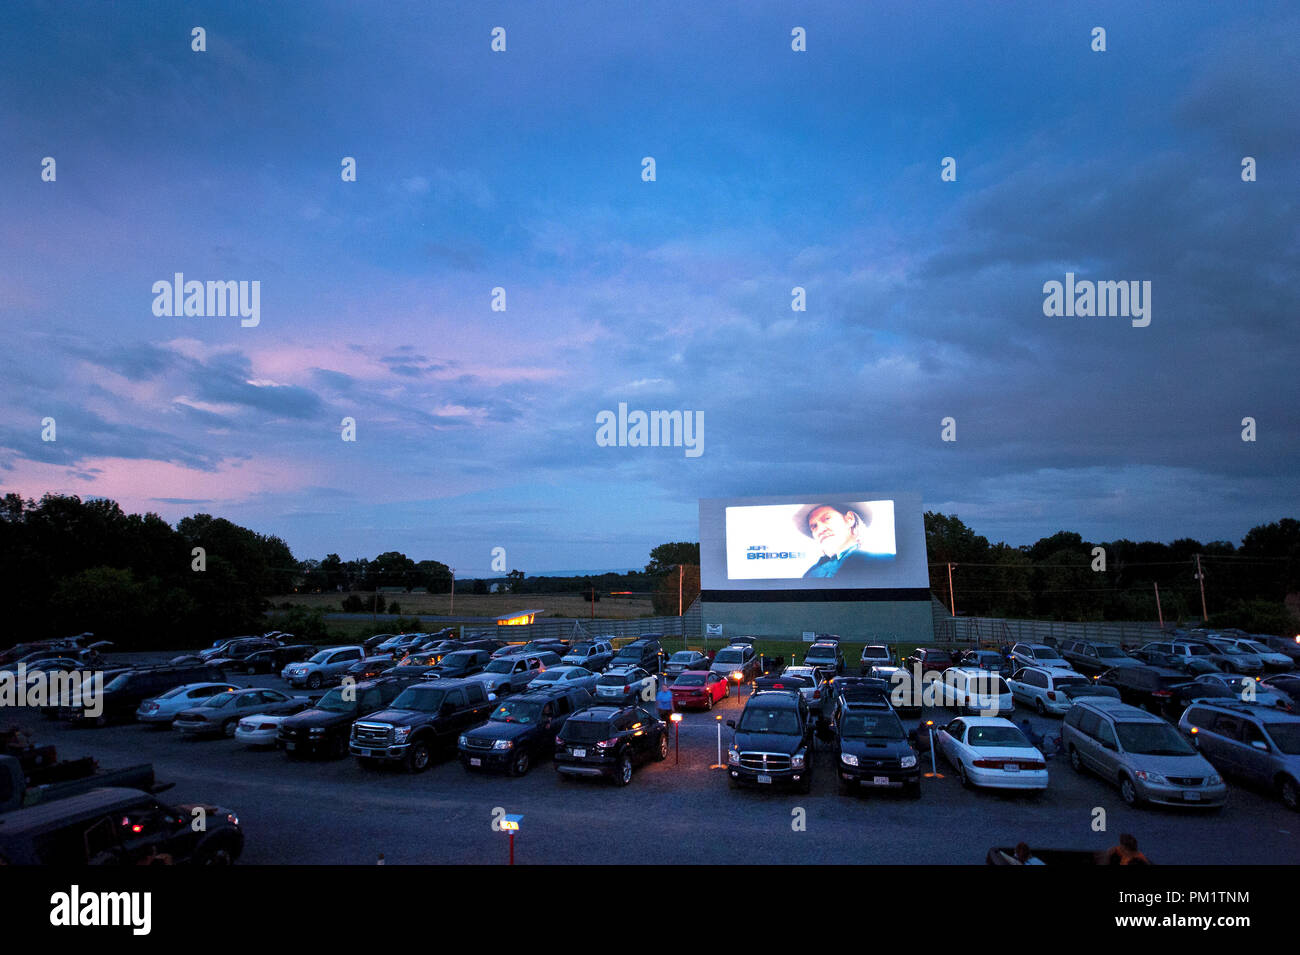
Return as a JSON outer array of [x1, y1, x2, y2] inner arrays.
[[464, 615, 685, 645], [933, 615, 1167, 649]]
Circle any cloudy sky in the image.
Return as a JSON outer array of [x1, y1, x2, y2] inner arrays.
[[1, 0, 1296, 574]]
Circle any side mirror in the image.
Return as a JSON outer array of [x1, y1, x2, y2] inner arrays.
[[725, 720, 736, 729], [1252, 740, 1268, 751], [907, 730, 918, 743]]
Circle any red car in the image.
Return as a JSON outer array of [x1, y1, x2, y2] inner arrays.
[[669, 670, 729, 710]]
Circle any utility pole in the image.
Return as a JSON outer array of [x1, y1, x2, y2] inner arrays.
[[947, 563, 957, 617], [678, 564, 684, 617], [1153, 581, 1164, 629], [450, 568, 455, 616], [1194, 555, 1208, 622]]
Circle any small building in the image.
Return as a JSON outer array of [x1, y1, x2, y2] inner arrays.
[[496, 609, 545, 627]]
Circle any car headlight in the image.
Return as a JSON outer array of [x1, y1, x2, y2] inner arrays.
[[493, 739, 513, 750], [727, 747, 740, 765], [841, 753, 859, 767], [457, 735, 468, 746], [1135, 770, 1166, 785], [901, 755, 917, 769], [1208, 774, 1222, 786], [791, 753, 805, 769], [308, 727, 324, 735], [393, 725, 412, 742], [226, 813, 239, 826]]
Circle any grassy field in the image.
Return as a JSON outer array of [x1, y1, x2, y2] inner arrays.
[[274, 592, 658, 620]]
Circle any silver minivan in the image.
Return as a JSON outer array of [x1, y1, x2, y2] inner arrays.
[[1062, 697, 1226, 808], [1179, 702, 1300, 810]]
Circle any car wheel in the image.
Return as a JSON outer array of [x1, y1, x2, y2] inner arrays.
[[1068, 746, 1084, 773], [1035, 698, 1046, 716], [307, 673, 323, 689], [1279, 775, 1300, 811], [1120, 775, 1141, 807], [223, 719, 237, 738], [615, 753, 633, 786], [655, 732, 668, 761], [510, 750, 531, 777], [406, 741, 431, 773], [246, 664, 257, 675], [195, 843, 235, 865], [958, 762, 973, 789]]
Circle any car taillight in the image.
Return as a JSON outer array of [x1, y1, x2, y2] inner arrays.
[[813, 688, 821, 699], [596, 737, 619, 749], [1152, 690, 1172, 697], [972, 759, 1003, 768], [1046, 691, 1057, 700], [555, 735, 564, 747]]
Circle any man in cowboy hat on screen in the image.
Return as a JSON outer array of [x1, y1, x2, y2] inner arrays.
[[794, 503, 880, 579]]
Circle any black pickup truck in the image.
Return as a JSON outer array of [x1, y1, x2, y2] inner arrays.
[[1, 752, 160, 813], [458, 686, 592, 776], [349, 678, 495, 772]]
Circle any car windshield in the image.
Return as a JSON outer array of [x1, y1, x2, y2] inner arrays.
[[1097, 646, 1126, 658], [1055, 677, 1090, 689], [439, 652, 475, 666], [1265, 724, 1300, 755], [1033, 647, 1064, 660], [863, 648, 889, 658], [308, 650, 333, 664], [484, 660, 514, 673], [199, 693, 238, 709], [737, 706, 801, 735], [669, 652, 696, 663], [571, 644, 594, 655], [674, 674, 705, 687], [1188, 645, 1213, 655], [597, 673, 635, 686], [966, 725, 1032, 748], [390, 687, 447, 712], [1114, 722, 1197, 755], [715, 650, 742, 664], [841, 712, 905, 740], [315, 689, 357, 713], [491, 701, 542, 723], [806, 646, 835, 658]]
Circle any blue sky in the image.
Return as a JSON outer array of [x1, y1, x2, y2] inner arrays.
[[1, 1, 1296, 574]]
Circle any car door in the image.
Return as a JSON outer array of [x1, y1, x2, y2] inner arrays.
[[1232, 718, 1273, 785], [938, 718, 965, 766], [708, 672, 726, 702], [439, 687, 471, 742], [1204, 713, 1244, 776], [1073, 709, 1106, 773], [1092, 716, 1122, 779]]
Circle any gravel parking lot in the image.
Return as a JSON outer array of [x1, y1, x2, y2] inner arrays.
[[9, 660, 1299, 865]]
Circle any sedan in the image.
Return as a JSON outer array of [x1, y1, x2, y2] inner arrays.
[[936, 717, 1049, 792], [664, 650, 709, 680], [527, 665, 599, 694], [669, 670, 729, 710], [234, 713, 288, 747], [173, 689, 312, 738], [136, 683, 238, 724], [1193, 674, 1294, 710]]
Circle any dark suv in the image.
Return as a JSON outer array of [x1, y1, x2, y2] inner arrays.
[[459, 686, 592, 776], [427, 648, 493, 679], [349, 678, 495, 772], [611, 639, 663, 674], [834, 697, 921, 797], [554, 704, 668, 785], [60, 664, 228, 726], [278, 678, 407, 759], [727, 690, 815, 792], [804, 640, 845, 678]]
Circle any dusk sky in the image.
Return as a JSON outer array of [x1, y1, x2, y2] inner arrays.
[[1, 1, 1296, 575]]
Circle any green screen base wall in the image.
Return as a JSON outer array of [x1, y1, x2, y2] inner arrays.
[[698, 599, 935, 646]]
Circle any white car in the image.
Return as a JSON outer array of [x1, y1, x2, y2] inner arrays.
[[1009, 643, 1075, 672], [1006, 666, 1094, 716], [1236, 639, 1294, 671], [939, 668, 1015, 716], [527, 665, 598, 693], [775, 665, 823, 708], [136, 683, 239, 723], [234, 713, 288, 746], [936, 716, 1049, 792], [594, 666, 656, 702]]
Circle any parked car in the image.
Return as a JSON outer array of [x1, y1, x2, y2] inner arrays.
[[427, 649, 494, 679], [663, 649, 709, 680], [492, 639, 570, 659], [1180, 702, 1300, 810], [867, 665, 922, 716], [0, 787, 244, 864], [803, 640, 845, 678], [459, 686, 592, 776], [349, 678, 495, 772], [726, 690, 815, 792], [233, 713, 287, 747], [1096, 665, 1192, 714], [376, 633, 426, 655], [1201, 638, 1266, 677], [382, 649, 454, 681], [669, 670, 729, 710], [957, 649, 1007, 673], [1254, 634, 1300, 668], [553, 704, 668, 785], [362, 634, 395, 653], [467, 652, 562, 696], [775, 665, 827, 712], [198, 636, 275, 662], [173, 688, 311, 738], [343, 656, 405, 682], [903, 647, 953, 676], [1009, 643, 1074, 672], [562, 639, 616, 673], [1006, 667, 1096, 716], [935, 717, 1048, 793], [1060, 639, 1141, 675], [709, 643, 762, 684], [277, 678, 408, 759], [1230, 638, 1294, 672], [236, 644, 317, 675], [1262, 674, 1300, 705], [834, 696, 921, 797], [611, 638, 664, 674], [1131, 647, 1221, 677], [136, 683, 238, 724], [939, 668, 1015, 716], [281, 646, 365, 689], [526, 665, 599, 694], [1063, 698, 1226, 809], [60, 664, 229, 726], [1138, 638, 1243, 675], [1191, 673, 1294, 711], [859, 644, 895, 673], [594, 665, 656, 704]]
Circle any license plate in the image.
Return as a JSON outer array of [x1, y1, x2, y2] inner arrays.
[[1184, 790, 1201, 801], [285, 741, 296, 750], [573, 748, 586, 758], [470, 757, 481, 767], [1003, 763, 1019, 772], [357, 748, 373, 757], [873, 776, 890, 786], [757, 773, 772, 784]]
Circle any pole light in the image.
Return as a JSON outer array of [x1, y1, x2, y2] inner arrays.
[[711, 714, 725, 769], [670, 712, 682, 764], [922, 720, 943, 779], [499, 813, 522, 865]]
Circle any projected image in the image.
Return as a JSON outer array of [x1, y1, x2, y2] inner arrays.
[[725, 501, 897, 581]]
